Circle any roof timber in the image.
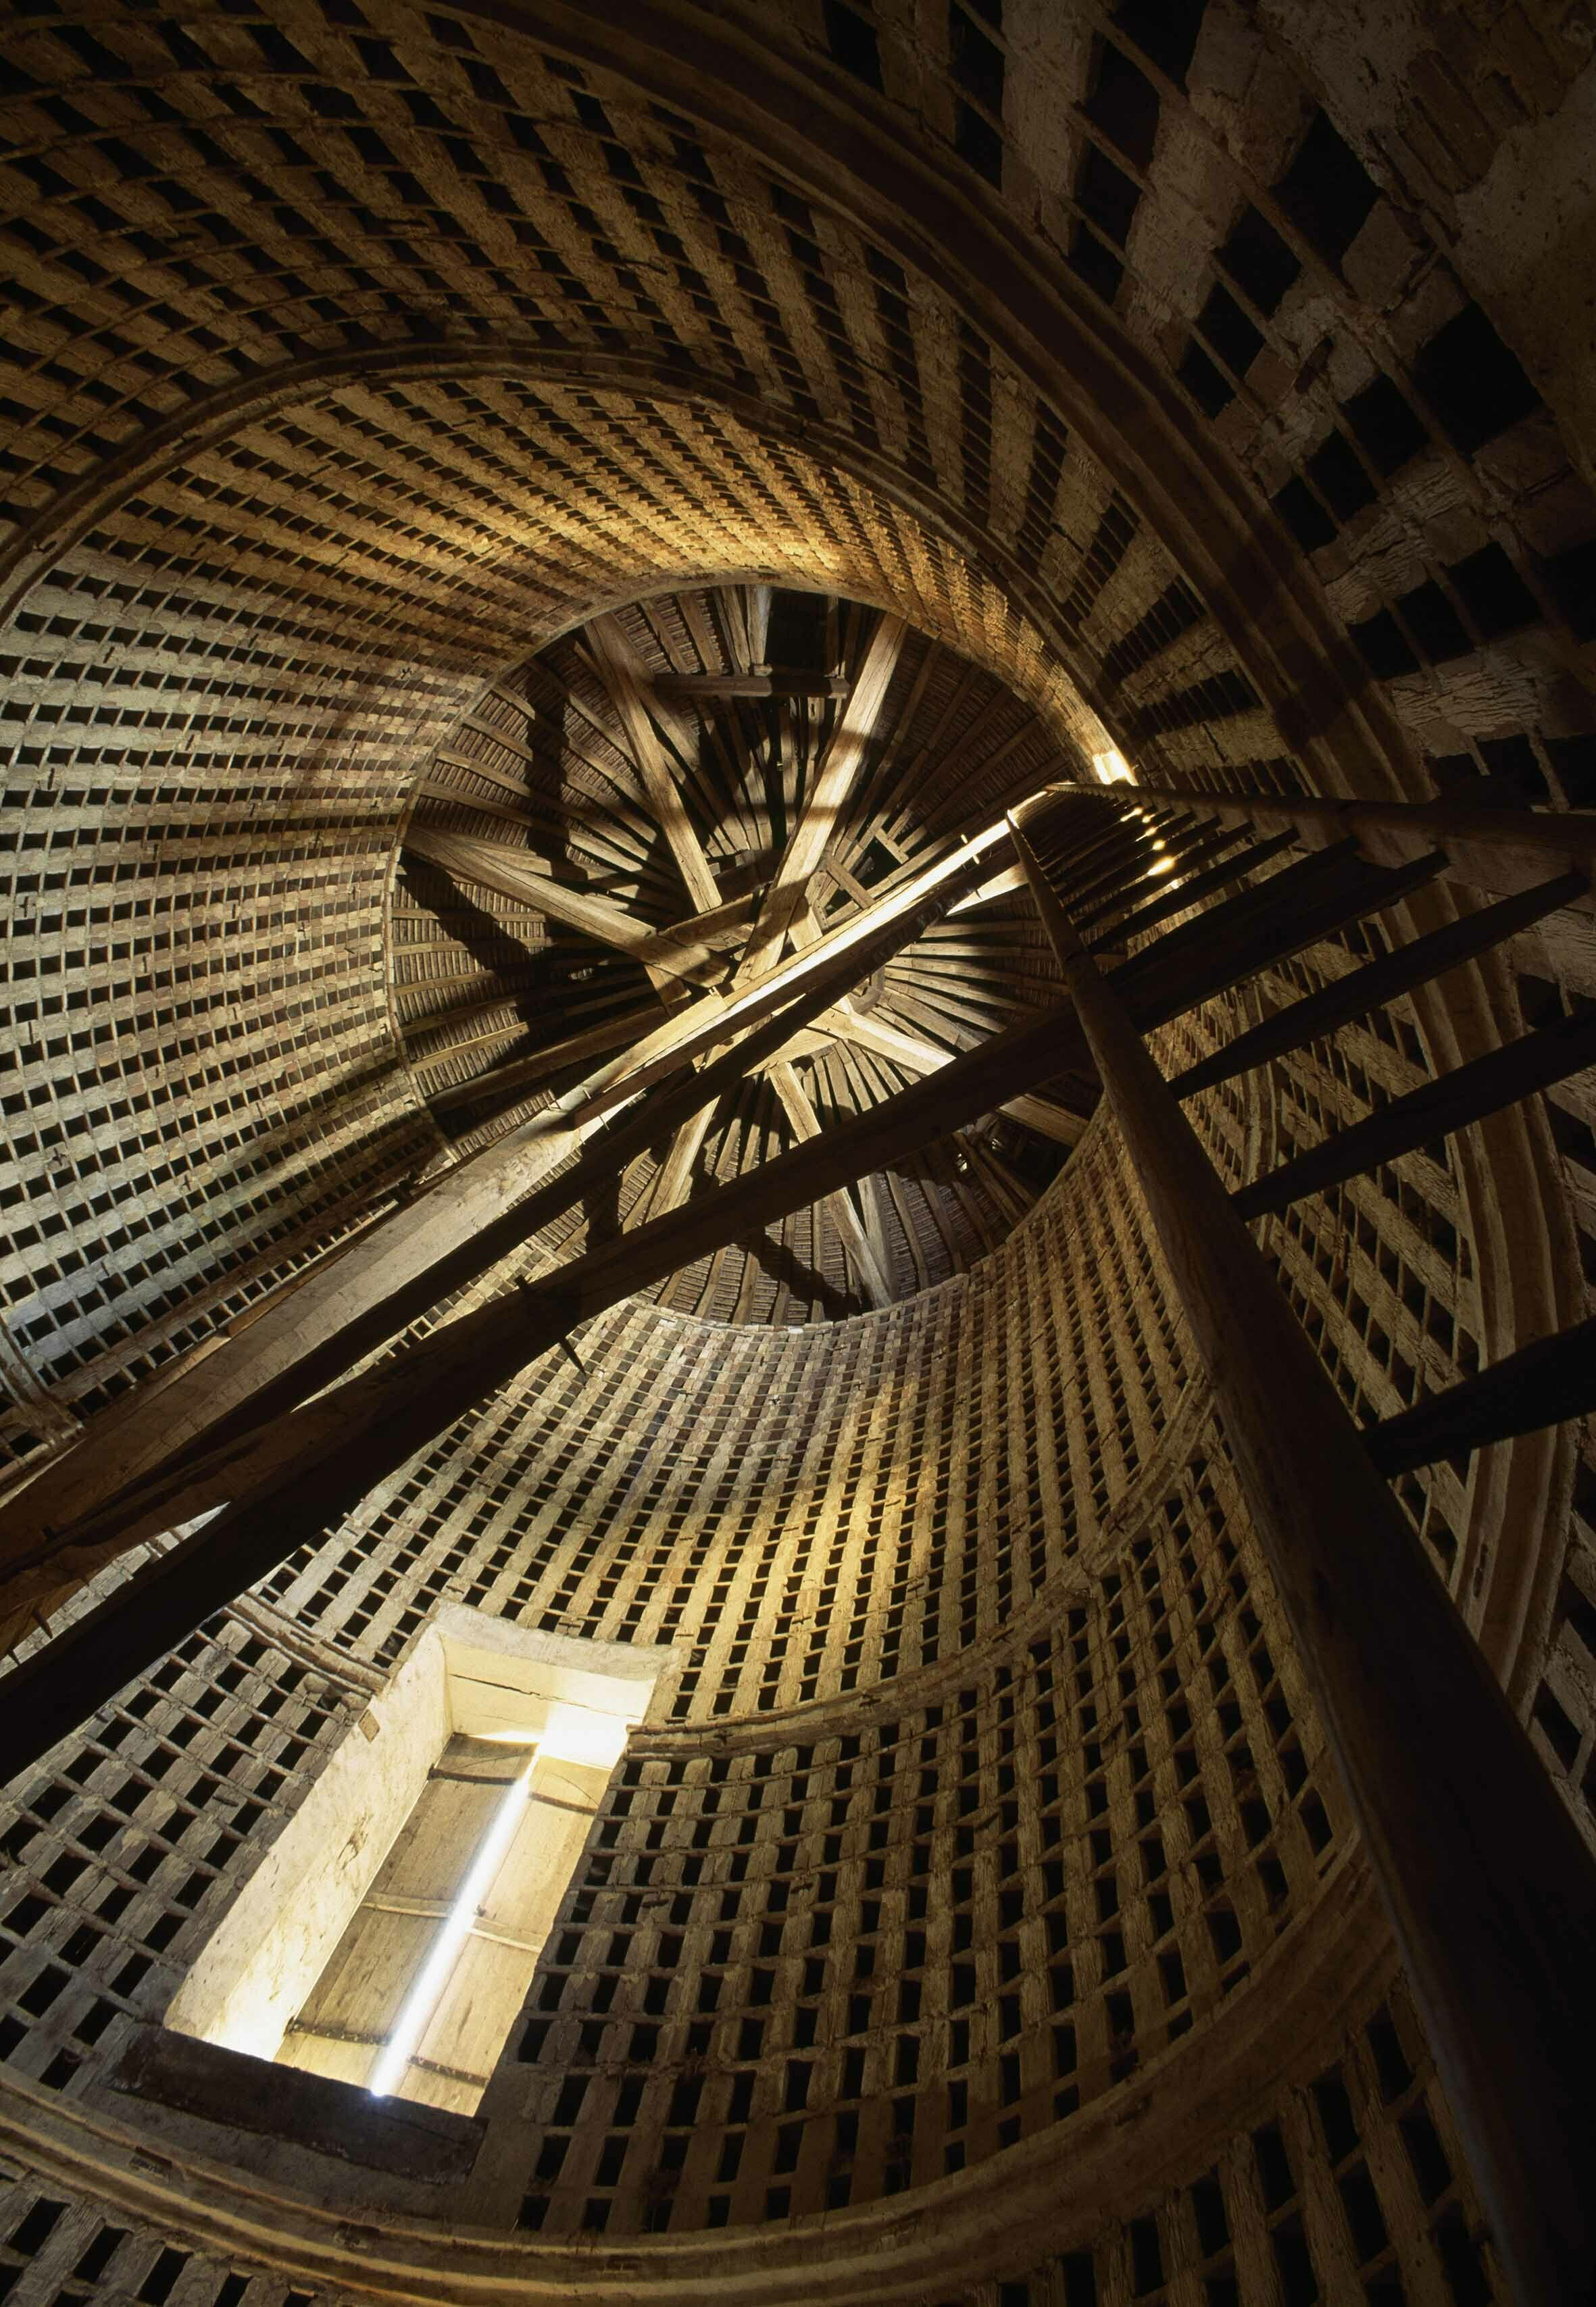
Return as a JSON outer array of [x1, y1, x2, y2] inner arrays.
[[733, 611, 907, 985], [825, 1006, 1089, 1147], [0, 847, 1003, 1627], [0, 982, 1106, 1754], [767, 1060, 894, 1310], [585, 611, 722, 914], [405, 826, 722, 997]]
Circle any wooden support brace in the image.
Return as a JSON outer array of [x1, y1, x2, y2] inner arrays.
[[1172, 872, 1586, 1101], [586, 612, 722, 915], [735, 612, 907, 983], [1367, 1314, 1596, 1476], [0, 983, 1099, 1774], [1232, 1003, 1596, 1222], [1072, 778, 1596, 908], [1012, 799, 1596, 2307], [767, 1060, 895, 1307]]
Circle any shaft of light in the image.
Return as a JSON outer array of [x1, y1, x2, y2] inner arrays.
[[368, 1752, 537, 2098]]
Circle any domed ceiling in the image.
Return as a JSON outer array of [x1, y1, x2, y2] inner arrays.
[[386, 584, 1098, 1322]]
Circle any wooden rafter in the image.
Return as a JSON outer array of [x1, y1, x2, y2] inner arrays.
[[734, 611, 907, 984], [404, 824, 728, 996], [825, 1006, 1090, 1145], [585, 611, 722, 914], [767, 1060, 893, 1309]]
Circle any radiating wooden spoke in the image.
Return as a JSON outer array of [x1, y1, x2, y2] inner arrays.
[[824, 1006, 1090, 1145], [767, 1060, 894, 1308], [405, 825, 726, 995], [734, 610, 907, 984], [585, 611, 722, 914], [392, 583, 1086, 1324]]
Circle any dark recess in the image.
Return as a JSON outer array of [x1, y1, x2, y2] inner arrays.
[[1084, 41, 1160, 172], [1412, 301, 1542, 453], [1273, 109, 1380, 266], [1217, 204, 1300, 315]]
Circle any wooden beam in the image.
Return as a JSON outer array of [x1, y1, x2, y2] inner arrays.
[[768, 1060, 894, 1308], [0, 847, 1007, 1631], [404, 824, 727, 993], [0, 983, 1103, 1773], [1171, 872, 1585, 1101], [653, 671, 849, 701], [647, 1105, 716, 1217], [824, 1006, 1089, 1145], [734, 612, 907, 982], [426, 999, 662, 1114], [1082, 825, 1290, 947], [585, 613, 722, 914], [946, 858, 1027, 915], [1112, 843, 1447, 1031], [1013, 805, 1596, 2307], [1366, 1314, 1596, 1476], [1232, 1004, 1596, 1222], [1077, 777, 1596, 908]]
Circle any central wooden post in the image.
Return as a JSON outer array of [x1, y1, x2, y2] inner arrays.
[[1012, 805, 1596, 2307]]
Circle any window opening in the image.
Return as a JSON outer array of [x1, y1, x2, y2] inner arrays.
[[164, 1610, 673, 2115]]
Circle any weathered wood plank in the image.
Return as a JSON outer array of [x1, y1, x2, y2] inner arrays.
[[1091, 777, 1596, 908], [586, 612, 723, 913], [825, 1007, 1089, 1145], [0, 983, 1103, 1767], [734, 612, 907, 981], [404, 824, 727, 993], [768, 1060, 894, 1308]]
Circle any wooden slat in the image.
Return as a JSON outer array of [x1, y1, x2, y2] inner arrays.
[[1232, 1004, 1596, 1221], [1366, 1314, 1596, 1476], [1172, 872, 1586, 1099], [404, 826, 724, 993], [1111, 845, 1447, 1027], [1012, 802, 1596, 2307], [825, 1007, 1089, 1145], [1081, 777, 1596, 906], [768, 1060, 893, 1308], [0, 860, 1000, 1620]]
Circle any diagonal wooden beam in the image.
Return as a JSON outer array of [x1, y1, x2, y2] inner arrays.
[[824, 1006, 1090, 1145], [0, 806, 1029, 1595], [1068, 777, 1596, 907], [405, 824, 728, 995], [946, 858, 1028, 915], [1170, 871, 1585, 1102], [426, 998, 664, 1114], [0, 982, 1103, 1775], [1010, 799, 1596, 2307], [1231, 1002, 1596, 1222], [585, 612, 722, 914], [734, 612, 907, 983], [0, 844, 1007, 1633], [1365, 1313, 1596, 1476], [767, 1060, 894, 1308], [647, 1104, 717, 1218], [654, 671, 849, 701]]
